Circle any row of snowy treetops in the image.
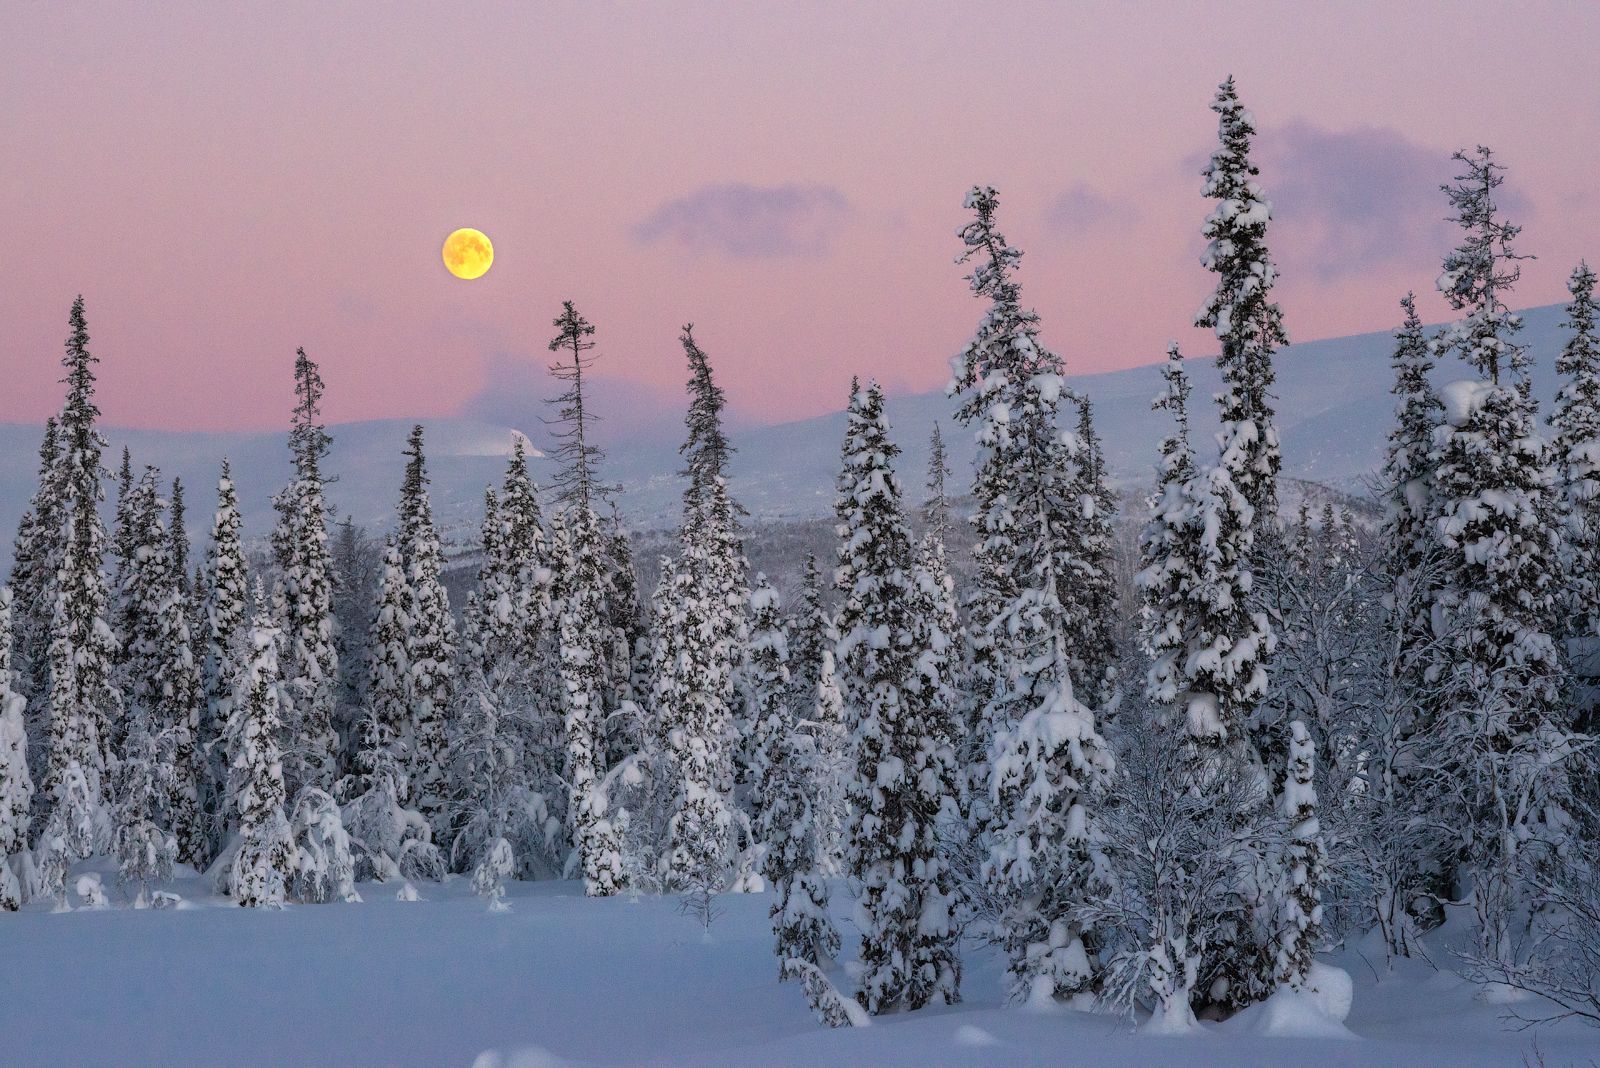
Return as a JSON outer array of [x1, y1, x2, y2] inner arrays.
[[2, 75, 1599, 1030]]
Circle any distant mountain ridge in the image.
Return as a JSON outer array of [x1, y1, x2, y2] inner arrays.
[[0, 303, 1574, 567]]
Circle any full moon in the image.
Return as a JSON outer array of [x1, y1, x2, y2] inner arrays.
[[443, 227, 493, 279]]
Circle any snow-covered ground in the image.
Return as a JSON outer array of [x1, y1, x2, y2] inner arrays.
[[3, 868, 1595, 1067]]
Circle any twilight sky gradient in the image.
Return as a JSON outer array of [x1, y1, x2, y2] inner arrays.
[[3, 2, 1598, 435]]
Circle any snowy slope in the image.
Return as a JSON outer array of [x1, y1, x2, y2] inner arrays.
[[681, 301, 1572, 524], [0, 868, 1592, 1067], [0, 418, 540, 567], [0, 304, 1571, 559]]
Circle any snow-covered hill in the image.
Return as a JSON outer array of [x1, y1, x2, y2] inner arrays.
[[684, 301, 1572, 524], [0, 303, 1572, 562]]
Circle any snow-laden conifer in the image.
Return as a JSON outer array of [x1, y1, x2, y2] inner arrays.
[[0, 588, 34, 910], [1424, 147, 1571, 970], [1551, 262, 1600, 639], [745, 574, 789, 839], [1194, 76, 1288, 524], [947, 188, 1113, 1003], [8, 416, 63, 738], [43, 296, 121, 836], [111, 718, 176, 906], [271, 347, 339, 796], [1275, 720, 1325, 989], [834, 381, 961, 1014], [200, 460, 248, 845], [553, 509, 624, 895], [1069, 396, 1119, 709], [676, 326, 748, 794], [397, 425, 456, 823], [227, 586, 295, 908]]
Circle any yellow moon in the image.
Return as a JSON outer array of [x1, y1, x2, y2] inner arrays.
[[443, 228, 493, 279]]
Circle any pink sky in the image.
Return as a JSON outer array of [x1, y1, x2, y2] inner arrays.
[[3, 2, 1598, 434]]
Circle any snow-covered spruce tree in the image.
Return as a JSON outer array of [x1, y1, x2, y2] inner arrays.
[[361, 538, 410, 798], [168, 478, 189, 595], [109, 448, 137, 623], [1382, 294, 1442, 679], [0, 588, 34, 910], [200, 460, 249, 848], [785, 555, 846, 871], [1424, 147, 1571, 970], [1550, 262, 1600, 645], [271, 347, 339, 797], [1194, 75, 1288, 525], [834, 381, 962, 1013], [111, 469, 163, 747], [495, 438, 566, 816], [675, 325, 748, 798], [111, 717, 176, 906], [43, 296, 121, 836], [1135, 340, 1278, 1010], [9, 416, 63, 750], [947, 187, 1113, 1003], [744, 575, 789, 835], [759, 583, 841, 978], [544, 303, 628, 894], [650, 550, 736, 899], [1275, 720, 1325, 990], [340, 548, 442, 888], [227, 588, 295, 908], [1136, 345, 1202, 720], [397, 425, 456, 826], [329, 516, 380, 779], [116, 470, 207, 866], [553, 509, 624, 896], [461, 489, 514, 675], [602, 508, 647, 715], [1070, 396, 1120, 710], [151, 523, 206, 867], [499, 434, 555, 645], [448, 655, 529, 888]]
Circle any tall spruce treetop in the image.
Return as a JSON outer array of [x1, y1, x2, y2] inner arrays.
[[202, 460, 249, 825], [545, 301, 616, 510], [1550, 263, 1600, 636], [169, 477, 190, 596], [46, 295, 120, 806], [498, 435, 553, 643], [923, 422, 951, 550], [1195, 76, 1288, 521], [1069, 396, 1119, 709], [1383, 294, 1441, 575], [1137, 345, 1202, 710], [1434, 148, 1530, 384], [273, 347, 339, 795], [675, 324, 747, 744], [948, 186, 1086, 737], [398, 425, 456, 822]]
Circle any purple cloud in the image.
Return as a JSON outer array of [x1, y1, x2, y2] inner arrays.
[[1264, 121, 1532, 281], [1043, 181, 1138, 237], [632, 182, 851, 259]]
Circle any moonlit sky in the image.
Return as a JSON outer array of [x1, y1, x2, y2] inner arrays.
[[3, 2, 1598, 437]]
